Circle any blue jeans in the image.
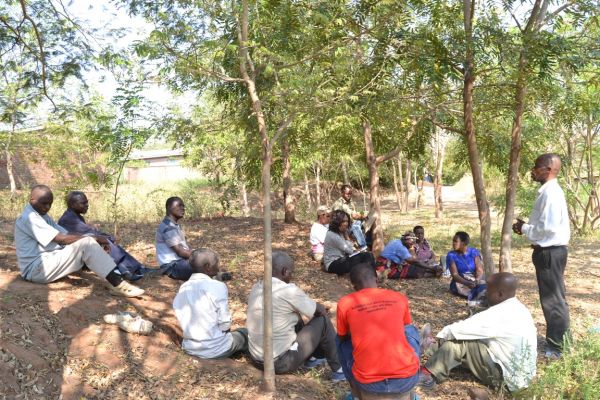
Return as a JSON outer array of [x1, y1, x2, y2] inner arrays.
[[160, 259, 192, 281], [350, 221, 367, 247], [337, 325, 420, 394]]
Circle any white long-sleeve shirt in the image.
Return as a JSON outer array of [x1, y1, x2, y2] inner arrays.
[[522, 178, 570, 247], [436, 297, 537, 392], [173, 273, 233, 358]]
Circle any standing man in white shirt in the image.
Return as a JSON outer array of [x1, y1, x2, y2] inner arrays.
[[513, 153, 570, 357], [173, 248, 248, 359], [309, 206, 330, 262], [419, 273, 537, 397]]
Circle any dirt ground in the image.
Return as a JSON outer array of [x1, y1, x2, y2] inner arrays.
[[0, 186, 598, 400]]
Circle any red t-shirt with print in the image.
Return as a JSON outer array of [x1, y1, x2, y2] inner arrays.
[[336, 288, 419, 384]]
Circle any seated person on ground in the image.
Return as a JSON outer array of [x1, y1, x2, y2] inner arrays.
[[337, 261, 423, 399], [447, 231, 485, 297], [419, 273, 537, 396], [323, 210, 374, 275], [58, 191, 147, 281], [246, 250, 345, 381], [413, 225, 438, 265], [154, 196, 193, 281], [309, 206, 330, 262], [376, 232, 442, 280], [173, 248, 248, 359], [332, 184, 367, 248], [14, 185, 144, 297]]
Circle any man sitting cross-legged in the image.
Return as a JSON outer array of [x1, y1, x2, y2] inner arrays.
[[246, 250, 345, 381], [337, 261, 423, 400], [58, 191, 147, 281], [419, 272, 537, 398], [154, 196, 193, 280], [14, 185, 144, 297], [173, 248, 248, 359]]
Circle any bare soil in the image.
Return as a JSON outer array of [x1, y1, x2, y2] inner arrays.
[[0, 186, 598, 400]]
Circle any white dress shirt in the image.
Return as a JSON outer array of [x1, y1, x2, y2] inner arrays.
[[522, 178, 570, 247], [436, 297, 537, 392], [173, 273, 233, 358]]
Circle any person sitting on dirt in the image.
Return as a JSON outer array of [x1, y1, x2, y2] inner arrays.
[[309, 206, 330, 263], [413, 225, 437, 265], [173, 248, 248, 359], [337, 261, 424, 399], [332, 184, 367, 248], [447, 231, 485, 298], [246, 250, 345, 381], [154, 196, 193, 280], [58, 191, 147, 281], [14, 185, 144, 297], [323, 210, 374, 275], [376, 232, 442, 280], [419, 273, 537, 397]]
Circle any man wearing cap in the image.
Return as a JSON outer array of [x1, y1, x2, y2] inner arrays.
[[309, 206, 330, 263], [332, 185, 367, 248]]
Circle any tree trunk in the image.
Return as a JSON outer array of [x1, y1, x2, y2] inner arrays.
[[240, 180, 250, 217], [341, 159, 349, 184], [315, 163, 321, 205], [7, 111, 17, 195], [433, 129, 445, 219], [282, 139, 296, 223], [363, 119, 385, 255], [398, 158, 407, 212], [463, 0, 494, 276], [392, 159, 403, 212], [499, 49, 528, 272], [237, 1, 274, 391], [303, 170, 312, 209], [413, 163, 420, 210]]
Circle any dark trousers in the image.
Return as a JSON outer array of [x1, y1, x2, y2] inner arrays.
[[533, 246, 570, 350], [109, 241, 143, 278], [273, 315, 341, 374], [328, 252, 375, 275], [161, 259, 193, 281]]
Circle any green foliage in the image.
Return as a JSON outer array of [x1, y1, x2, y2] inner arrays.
[[518, 332, 600, 400]]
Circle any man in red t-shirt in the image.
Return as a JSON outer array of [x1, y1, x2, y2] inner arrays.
[[336, 261, 422, 398]]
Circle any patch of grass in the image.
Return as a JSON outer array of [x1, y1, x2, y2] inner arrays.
[[517, 332, 600, 400]]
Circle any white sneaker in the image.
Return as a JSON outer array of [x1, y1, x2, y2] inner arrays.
[[103, 312, 153, 335], [109, 281, 145, 297]]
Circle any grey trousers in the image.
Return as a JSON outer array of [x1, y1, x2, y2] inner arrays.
[[28, 237, 116, 283], [273, 315, 341, 374], [215, 329, 249, 359], [425, 340, 503, 389]]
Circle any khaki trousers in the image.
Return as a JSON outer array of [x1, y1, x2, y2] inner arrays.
[[425, 340, 503, 388], [28, 237, 116, 283]]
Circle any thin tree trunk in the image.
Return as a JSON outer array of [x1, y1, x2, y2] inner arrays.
[[413, 163, 419, 209], [341, 159, 350, 184], [7, 110, 17, 195], [282, 139, 296, 223], [463, 0, 494, 276], [303, 170, 312, 209], [237, 1, 274, 391], [240, 180, 250, 217], [392, 159, 403, 212], [433, 129, 445, 219], [315, 163, 321, 205], [363, 119, 384, 255], [398, 158, 407, 213], [406, 160, 412, 210]]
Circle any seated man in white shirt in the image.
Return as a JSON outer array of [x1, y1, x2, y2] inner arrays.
[[173, 248, 248, 359], [246, 250, 345, 381], [309, 206, 330, 262], [419, 273, 537, 398]]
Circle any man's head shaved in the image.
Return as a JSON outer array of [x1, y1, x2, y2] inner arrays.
[[536, 153, 562, 171], [349, 261, 377, 291], [272, 250, 294, 282], [486, 272, 518, 306], [189, 248, 220, 276], [30, 184, 52, 200]]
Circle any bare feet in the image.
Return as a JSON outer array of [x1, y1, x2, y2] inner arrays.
[[467, 388, 489, 400]]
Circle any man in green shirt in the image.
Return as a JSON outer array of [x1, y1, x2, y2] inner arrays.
[[332, 185, 367, 247]]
